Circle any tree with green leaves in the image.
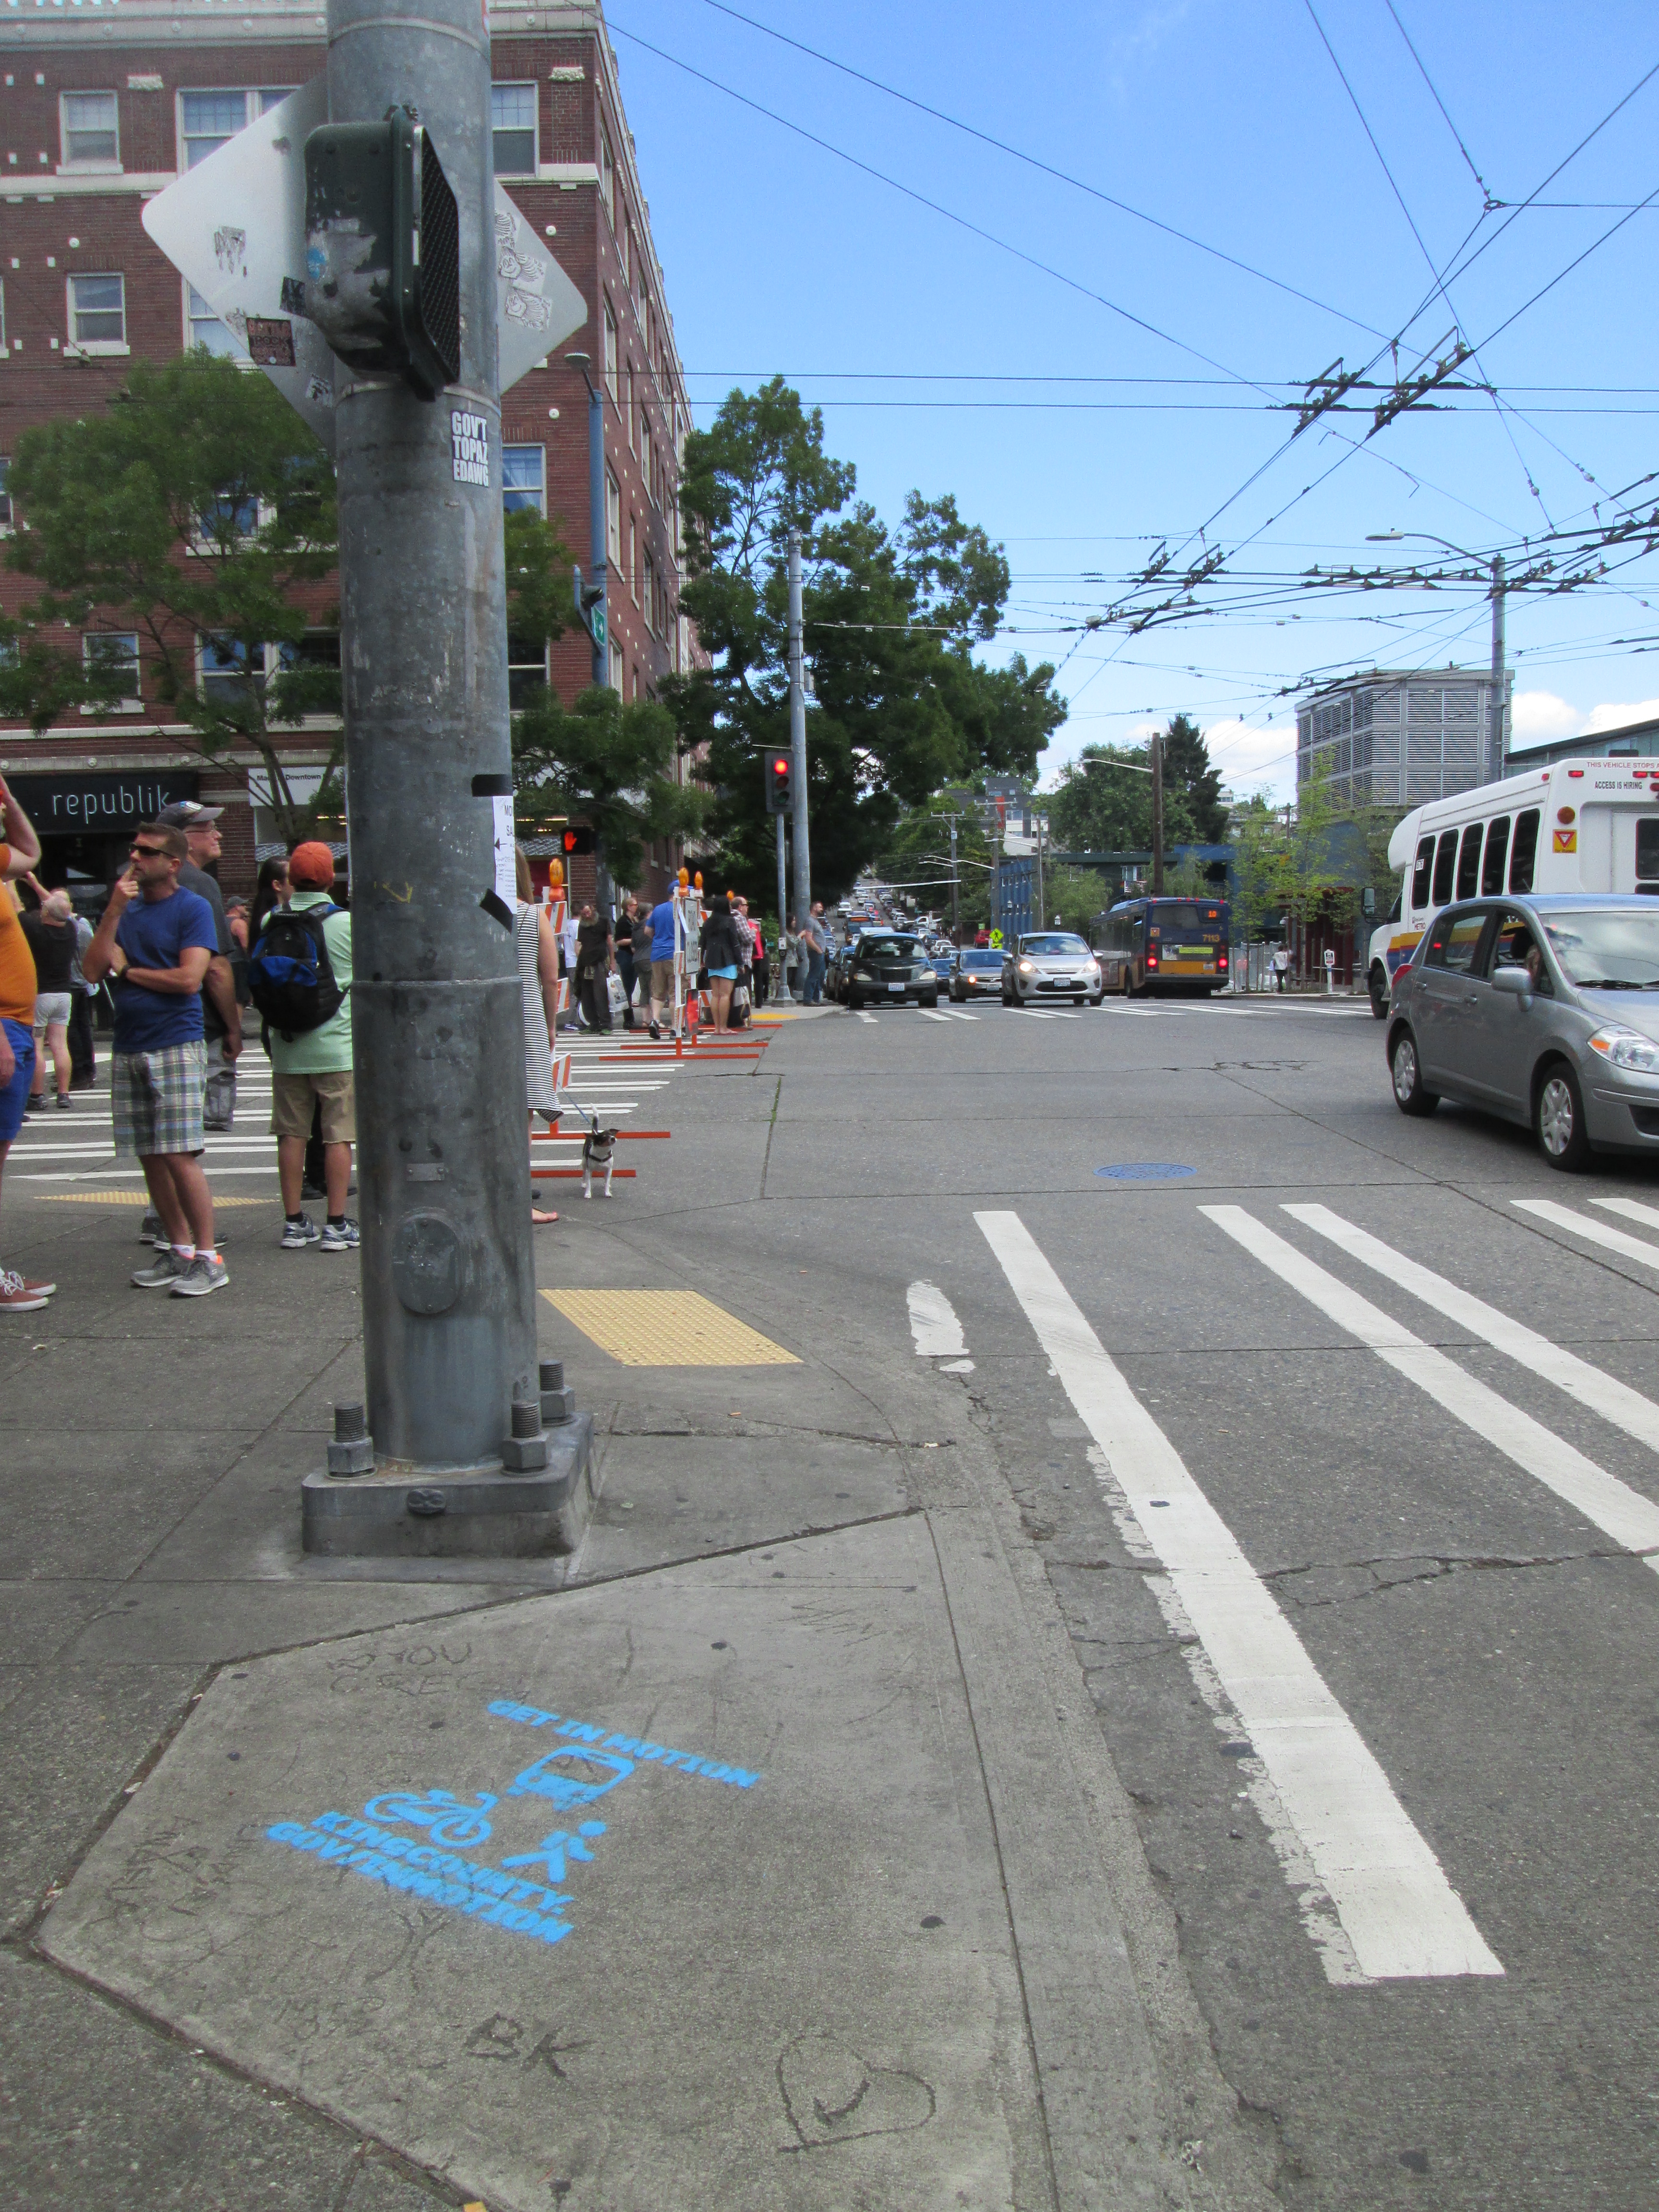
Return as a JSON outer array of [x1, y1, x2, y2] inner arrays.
[[3, 351, 341, 844], [1047, 714, 1227, 855], [876, 796, 994, 933], [664, 377, 1067, 898]]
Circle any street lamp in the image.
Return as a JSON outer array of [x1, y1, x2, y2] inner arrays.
[[1366, 529, 1508, 773], [564, 350, 607, 689]]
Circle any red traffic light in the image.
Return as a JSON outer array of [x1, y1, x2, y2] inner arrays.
[[765, 751, 795, 815]]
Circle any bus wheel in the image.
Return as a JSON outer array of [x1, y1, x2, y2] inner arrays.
[[1368, 964, 1390, 1020]]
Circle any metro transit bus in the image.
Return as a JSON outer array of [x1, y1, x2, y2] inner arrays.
[[1366, 756, 1659, 1018], [1094, 896, 1231, 996]]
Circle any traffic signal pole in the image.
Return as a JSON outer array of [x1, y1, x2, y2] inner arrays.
[[787, 529, 810, 918], [328, 0, 541, 1472]]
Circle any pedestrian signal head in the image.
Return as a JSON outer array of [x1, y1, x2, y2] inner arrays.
[[561, 826, 595, 856]]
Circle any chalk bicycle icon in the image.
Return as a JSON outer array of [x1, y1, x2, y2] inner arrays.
[[363, 1788, 499, 1847]]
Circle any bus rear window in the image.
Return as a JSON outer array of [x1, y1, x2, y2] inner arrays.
[[1431, 830, 1458, 905], [1411, 836, 1435, 912], [1481, 816, 1510, 894], [1510, 808, 1540, 893]]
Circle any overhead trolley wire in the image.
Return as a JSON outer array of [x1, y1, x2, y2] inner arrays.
[[693, 0, 1390, 340]]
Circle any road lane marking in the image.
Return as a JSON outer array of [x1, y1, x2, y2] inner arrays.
[[1593, 1195, 1659, 1236], [920, 1009, 952, 1023], [1513, 1198, 1659, 1271], [855, 1011, 878, 1025], [975, 1206, 1503, 1983], [1286, 1203, 1659, 1459], [941, 1008, 978, 1021], [1209, 1206, 1659, 1570], [906, 1280, 973, 1370]]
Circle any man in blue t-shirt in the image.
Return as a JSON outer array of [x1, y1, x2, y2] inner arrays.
[[83, 823, 226, 1298], [646, 893, 678, 1041]]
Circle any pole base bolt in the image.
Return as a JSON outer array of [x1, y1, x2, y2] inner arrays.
[[510, 1398, 542, 1439], [333, 1402, 369, 1443], [327, 1437, 375, 1477], [541, 1384, 576, 1425], [501, 1433, 550, 1473], [538, 1358, 565, 1394]]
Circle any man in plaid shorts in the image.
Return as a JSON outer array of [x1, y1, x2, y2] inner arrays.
[[83, 823, 227, 1297]]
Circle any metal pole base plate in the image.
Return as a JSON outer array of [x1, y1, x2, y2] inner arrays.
[[301, 1414, 593, 1557]]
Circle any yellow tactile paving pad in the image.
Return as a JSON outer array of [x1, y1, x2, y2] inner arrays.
[[42, 1190, 270, 1206], [541, 1286, 800, 1367]]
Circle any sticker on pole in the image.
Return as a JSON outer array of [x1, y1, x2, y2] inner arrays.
[[451, 409, 492, 488]]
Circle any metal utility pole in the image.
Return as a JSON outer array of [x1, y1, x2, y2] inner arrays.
[[949, 817, 961, 943], [1151, 733, 1166, 894], [329, 0, 539, 1470], [774, 813, 789, 996], [1034, 803, 1045, 928], [787, 529, 810, 921], [1490, 553, 1507, 776]]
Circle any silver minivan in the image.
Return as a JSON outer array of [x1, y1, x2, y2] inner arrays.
[[1387, 895, 1659, 1169]]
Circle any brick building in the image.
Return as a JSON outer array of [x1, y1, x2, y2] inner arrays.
[[0, 0, 695, 905]]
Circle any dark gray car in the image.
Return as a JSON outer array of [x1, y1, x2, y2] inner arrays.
[[1386, 894, 1659, 1168]]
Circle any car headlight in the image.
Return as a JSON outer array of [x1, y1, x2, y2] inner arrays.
[[854, 968, 874, 982], [1085, 962, 1100, 977], [1588, 1026, 1659, 1073], [1017, 960, 1035, 974]]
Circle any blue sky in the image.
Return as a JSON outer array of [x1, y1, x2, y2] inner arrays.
[[609, 0, 1659, 800]]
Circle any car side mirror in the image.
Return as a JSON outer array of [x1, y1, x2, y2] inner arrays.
[[1491, 967, 1534, 1006]]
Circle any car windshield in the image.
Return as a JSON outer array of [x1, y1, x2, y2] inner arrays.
[[1021, 934, 1090, 956], [1541, 910, 1659, 988], [961, 951, 1002, 970], [857, 938, 918, 961]]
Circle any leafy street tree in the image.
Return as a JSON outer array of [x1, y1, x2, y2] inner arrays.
[[1047, 714, 1226, 855], [877, 796, 994, 932], [665, 377, 1068, 897], [1160, 713, 1229, 842], [3, 352, 340, 844]]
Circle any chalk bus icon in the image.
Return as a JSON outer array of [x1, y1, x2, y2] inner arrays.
[[362, 1788, 499, 1847], [506, 1746, 635, 1810]]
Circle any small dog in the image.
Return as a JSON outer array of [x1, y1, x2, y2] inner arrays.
[[581, 1116, 618, 1199]]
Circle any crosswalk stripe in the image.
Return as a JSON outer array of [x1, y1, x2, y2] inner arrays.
[[975, 1206, 1503, 1983], [919, 1009, 951, 1023], [1513, 1198, 1659, 1271], [855, 1010, 877, 1025], [1593, 1195, 1659, 1236], [1206, 1205, 1659, 1567], [941, 1008, 978, 1022], [1286, 1202, 1659, 1457]]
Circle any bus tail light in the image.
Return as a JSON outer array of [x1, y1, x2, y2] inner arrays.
[[1218, 951, 1228, 970], [1145, 953, 1159, 969]]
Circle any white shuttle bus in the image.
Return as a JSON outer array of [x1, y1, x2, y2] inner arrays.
[[1365, 757, 1659, 1017]]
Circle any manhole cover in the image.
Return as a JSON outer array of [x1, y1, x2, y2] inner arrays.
[[1094, 1163, 1196, 1181]]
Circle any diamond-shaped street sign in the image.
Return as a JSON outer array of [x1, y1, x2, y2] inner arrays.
[[141, 80, 587, 454]]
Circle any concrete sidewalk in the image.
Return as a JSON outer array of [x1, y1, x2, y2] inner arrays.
[[1, 1028, 1273, 2212]]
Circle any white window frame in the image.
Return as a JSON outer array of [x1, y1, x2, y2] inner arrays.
[[640, 415, 653, 507], [65, 273, 128, 357], [628, 515, 638, 605], [490, 81, 538, 177], [81, 630, 142, 714], [0, 282, 7, 362], [502, 443, 545, 516], [192, 488, 264, 549], [178, 87, 295, 171], [643, 549, 657, 638], [608, 641, 624, 697], [605, 469, 621, 569], [0, 457, 11, 534], [602, 294, 618, 403], [198, 634, 284, 710], [184, 279, 243, 360], [599, 122, 616, 228], [60, 89, 120, 173]]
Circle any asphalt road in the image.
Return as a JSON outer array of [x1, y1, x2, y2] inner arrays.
[[757, 989, 1659, 2210], [6, 990, 1659, 2209]]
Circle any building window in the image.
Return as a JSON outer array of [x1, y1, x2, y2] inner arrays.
[[0, 282, 6, 358], [643, 551, 657, 637], [502, 445, 545, 515], [507, 634, 547, 709], [195, 489, 261, 543], [0, 458, 11, 532], [602, 296, 618, 402], [82, 631, 141, 712], [628, 517, 638, 604], [200, 635, 271, 710], [599, 122, 615, 227], [61, 91, 119, 168], [605, 470, 621, 568], [626, 368, 636, 450], [617, 217, 628, 288], [180, 87, 293, 169], [67, 274, 126, 352], [187, 283, 241, 358], [640, 416, 653, 505], [490, 83, 537, 176], [608, 640, 624, 697]]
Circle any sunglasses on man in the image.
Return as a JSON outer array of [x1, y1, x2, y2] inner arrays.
[[129, 842, 171, 859]]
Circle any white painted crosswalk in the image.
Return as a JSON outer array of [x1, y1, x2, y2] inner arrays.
[[977, 1207, 1504, 1983]]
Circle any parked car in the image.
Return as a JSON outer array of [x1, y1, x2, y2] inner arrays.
[[950, 948, 1006, 1001], [1387, 894, 1659, 1169], [844, 933, 939, 1010], [1001, 932, 1104, 1007]]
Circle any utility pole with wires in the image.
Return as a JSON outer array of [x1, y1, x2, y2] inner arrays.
[[1491, 551, 1508, 775], [949, 816, 961, 944], [1151, 735, 1166, 894]]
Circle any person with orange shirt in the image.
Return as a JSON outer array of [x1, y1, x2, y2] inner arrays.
[[0, 775, 55, 1313]]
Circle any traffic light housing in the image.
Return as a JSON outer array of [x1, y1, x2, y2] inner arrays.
[[573, 565, 608, 650], [765, 750, 795, 814], [303, 106, 460, 400], [561, 826, 596, 856]]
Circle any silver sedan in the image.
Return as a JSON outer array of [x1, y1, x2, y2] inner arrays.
[[1386, 895, 1659, 1169], [1001, 932, 1105, 1007]]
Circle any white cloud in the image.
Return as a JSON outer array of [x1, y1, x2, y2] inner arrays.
[[1202, 717, 1298, 800], [1584, 697, 1659, 734], [1512, 690, 1581, 743]]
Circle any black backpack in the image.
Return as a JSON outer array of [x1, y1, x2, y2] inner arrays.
[[248, 904, 345, 1039]]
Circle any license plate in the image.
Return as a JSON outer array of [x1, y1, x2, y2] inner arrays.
[[888, 982, 905, 992]]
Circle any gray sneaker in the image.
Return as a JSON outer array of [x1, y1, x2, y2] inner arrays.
[[138, 1209, 165, 1245], [131, 1250, 185, 1289], [170, 1253, 229, 1298]]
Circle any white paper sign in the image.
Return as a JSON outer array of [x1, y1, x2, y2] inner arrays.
[[492, 795, 517, 905]]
